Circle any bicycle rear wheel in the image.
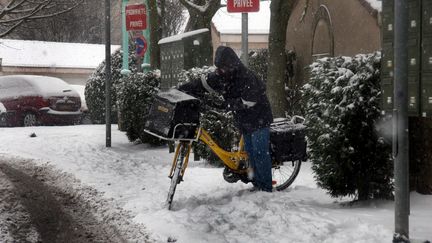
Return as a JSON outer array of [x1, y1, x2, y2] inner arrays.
[[272, 160, 302, 191]]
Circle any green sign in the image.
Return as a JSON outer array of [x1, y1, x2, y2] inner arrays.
[[121, 0, 151, 75]]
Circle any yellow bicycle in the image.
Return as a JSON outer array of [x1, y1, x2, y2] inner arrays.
[[144, 89, 305, 210], [163, 124, 303, 210]]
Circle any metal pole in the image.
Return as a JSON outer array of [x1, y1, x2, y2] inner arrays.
[[105, 0, 112, 148], [393, 0, 409, 240], [241, 12, 248, 67], [142, 0, 151, 72]]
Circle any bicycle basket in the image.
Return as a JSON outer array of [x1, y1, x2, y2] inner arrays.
[[270, 119, 307, 162], [144, 89, 200, 140]]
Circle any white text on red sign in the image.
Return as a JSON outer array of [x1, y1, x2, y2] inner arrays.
[[130, 21, 144, 28], [234, 0, 253, 8], [126, 9, 146, 15]]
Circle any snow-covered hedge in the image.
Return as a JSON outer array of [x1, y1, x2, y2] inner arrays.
[[178, 67, 239, 166], [302, 53, 393, 200], [248, 49, 269, 83], [248, 49, 301, 116], [85, 48, 138, 124], [117, 71, 163, 144]]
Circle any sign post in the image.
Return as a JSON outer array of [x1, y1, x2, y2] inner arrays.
[[227, 0, 260, 67], [105, 0, 111, 147], [393, 0, 410, 241], [142, 0, 151, 72], [121, 0, 131, 75]]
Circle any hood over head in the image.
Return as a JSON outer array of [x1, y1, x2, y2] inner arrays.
[[214, 46, 242, 70]]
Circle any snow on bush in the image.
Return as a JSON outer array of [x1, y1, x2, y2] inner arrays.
[[85, 48, 139, 124], [116, 71, 163, 145], [302, 52, 393, 200], [248, 49, 301, 116], [178, 67, 239, 166]]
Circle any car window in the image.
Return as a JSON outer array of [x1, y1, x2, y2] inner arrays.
[[0, 77, 37, 99], [25, 76, 79, 98], [0, 102, 6, 113]]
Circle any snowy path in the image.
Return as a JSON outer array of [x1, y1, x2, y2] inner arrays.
[[0, 125, 430, 242]]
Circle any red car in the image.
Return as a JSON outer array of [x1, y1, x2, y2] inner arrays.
[[0, 75, 82, 126]]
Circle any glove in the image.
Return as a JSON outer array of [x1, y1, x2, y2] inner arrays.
[[225, 97, 246, 111]]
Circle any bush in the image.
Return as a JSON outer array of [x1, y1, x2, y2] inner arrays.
[[178, 67, 239, 166], [85, 48, 139, 124], [116, 71, 164, 145], [248, 49, 302, 116], [302, 52, 393, 200]]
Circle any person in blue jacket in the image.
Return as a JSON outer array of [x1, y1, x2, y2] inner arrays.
[[179, 46, 274, 192]]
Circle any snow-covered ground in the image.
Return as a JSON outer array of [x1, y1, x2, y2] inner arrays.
[[0, 125, 430, 242]]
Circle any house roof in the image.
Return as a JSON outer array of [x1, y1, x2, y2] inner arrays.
[[159, 28, 209, 44], [0, 39, 120, 69], [363, 0, 382, 12], [212, 0, 271, 35], [211, 0, 381, 35]]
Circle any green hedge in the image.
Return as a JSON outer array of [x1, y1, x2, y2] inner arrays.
[[302, 53, 393, 200], [85, 48, 138, 124], [116, 71, 164, 144]]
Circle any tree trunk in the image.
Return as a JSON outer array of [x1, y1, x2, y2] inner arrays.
[[267, 0, 295, 118], [180, 0, 220, 64]]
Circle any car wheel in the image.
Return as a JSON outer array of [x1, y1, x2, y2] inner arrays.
[[23, 113, 38, 127]]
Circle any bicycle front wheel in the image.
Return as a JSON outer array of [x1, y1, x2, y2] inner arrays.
[[166, 157, 183, 210], [272, 160, 302, 191]]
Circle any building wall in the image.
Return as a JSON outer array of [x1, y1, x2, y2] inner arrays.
[[0, 67, 93, 85], [211, 24, 268, 59], [286, 0, 381, 83]]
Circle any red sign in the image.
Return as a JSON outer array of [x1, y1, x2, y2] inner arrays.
[[227, 0, 260, 13], [125, 4, 147, 31]]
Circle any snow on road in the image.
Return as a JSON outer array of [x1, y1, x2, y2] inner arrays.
[[0, 125, 430, 242]]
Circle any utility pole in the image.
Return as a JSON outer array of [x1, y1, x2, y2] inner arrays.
[[393, 0, 409, 241], [105, 0, 112, 147], [226, 0, 259, 67]]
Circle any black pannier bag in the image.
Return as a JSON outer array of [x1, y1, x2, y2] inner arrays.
[[144, 89, 200, 140], [270, 119, 307, 162]]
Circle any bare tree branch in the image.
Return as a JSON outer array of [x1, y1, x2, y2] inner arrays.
[[179, 0, 220, 31], [179, 0, 207, 13], [299, 0, 309, 23], [0, 0, 83, 38]]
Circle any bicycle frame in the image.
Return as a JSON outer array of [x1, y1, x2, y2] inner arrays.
[[168, 128, 248, 179]]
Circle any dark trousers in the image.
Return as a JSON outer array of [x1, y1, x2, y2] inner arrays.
[[243, 127, 272, 192]]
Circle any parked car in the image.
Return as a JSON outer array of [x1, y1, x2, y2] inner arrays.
[[70, 84, 92, 124], [0, 101, 9, 126], [0, 75, 82, 126]]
